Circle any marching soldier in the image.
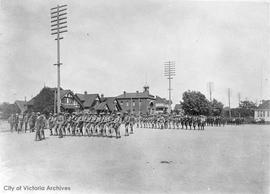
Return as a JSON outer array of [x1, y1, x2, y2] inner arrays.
[[48, 113, 55, 136], [113, 113, 121, 138], [56, 112, 65, 138], [129, 114, 135, 134], [123, 113, 130, 136]]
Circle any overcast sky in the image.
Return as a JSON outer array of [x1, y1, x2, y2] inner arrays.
[[0, 0, 270, 107]]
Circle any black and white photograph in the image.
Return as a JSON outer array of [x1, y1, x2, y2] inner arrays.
[[0, 0, 269, 193]]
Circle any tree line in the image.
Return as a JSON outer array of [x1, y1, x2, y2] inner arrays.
[[179, 90, 256, 118]]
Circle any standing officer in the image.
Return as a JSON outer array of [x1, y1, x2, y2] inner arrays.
[[35, 112, 42, 141]]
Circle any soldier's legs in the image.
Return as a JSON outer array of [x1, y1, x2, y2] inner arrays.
[[10, 123, 13, 132], [54, 124, 58, 135], [82, 124, 86, 136], [130, 124, 133, 134], [41, 128, 45, 139], [108, 125, 112, 137], [35, 128, 40, 141], [125, 124, 129, 136], [117, 125, 121, 138], [103, 125, 107, 136], [58, 124, 63, 138]]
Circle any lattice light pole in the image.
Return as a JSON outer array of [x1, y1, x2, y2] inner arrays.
[[164, 61, 176, 113], [50, 5, 68, 114]]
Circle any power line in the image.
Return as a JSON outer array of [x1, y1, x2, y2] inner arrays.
[[50, 4, 68, 114], [164, 61, 176, 113]]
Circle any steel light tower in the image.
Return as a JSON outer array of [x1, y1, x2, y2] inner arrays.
[[164, 61, 176, 113], [50, 5, 68, 114]]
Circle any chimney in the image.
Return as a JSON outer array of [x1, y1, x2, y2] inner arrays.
[[101, 94, 104, 98], [24, 96, 26, 102], [123, 91, 126, 97], [84, 91, 87, 95], [136, 91, 139, 93]]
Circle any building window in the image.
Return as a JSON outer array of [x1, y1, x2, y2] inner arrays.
[[133, 102, 135, 106], [268, 111, 270, 117], [262, 111, 265, 117], [126, 102, 129, 106]]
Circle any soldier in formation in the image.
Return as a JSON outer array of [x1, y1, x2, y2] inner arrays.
[[138, 114, 209, 130], [47, 111, 133, 139], [7, 111, 137, 141]]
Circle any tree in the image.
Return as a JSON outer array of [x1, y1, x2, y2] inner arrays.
[[0, 103, 20, 119], [181, 90, 210, 116], [210, 99, 224, 116], [238, 100, 257, 117], [32, 87, 55, 114]]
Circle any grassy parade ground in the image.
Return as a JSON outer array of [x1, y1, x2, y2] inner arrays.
[[0, 121, 269, 194]]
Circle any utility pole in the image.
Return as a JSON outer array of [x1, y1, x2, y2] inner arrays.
[[228, 88, 231, 119], [238, 92, 241, 106], [207, 82, 214, 101], [164, 61, 176, 113], [50, 5, 68, 114]]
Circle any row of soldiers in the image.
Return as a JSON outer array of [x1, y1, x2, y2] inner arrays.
[[47, 112, 135, 138], [8, 112, 40, 133], [8, 111, 137, 140], [8, 112, 235, 140], [8, 112, 47, 141], [138, 115, 207, 130]]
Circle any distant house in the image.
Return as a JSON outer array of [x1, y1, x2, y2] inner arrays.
[[254, 100, 270, 122], [155, 96, 170, 113], [174, 104, 184, 115], [27, 87, 83, 113], [116, 85, 156, 115], [75, 92, 100, 111], [14, 100, 27, 113], [99, 95, 122, 113], [58, 89, 83, 112]]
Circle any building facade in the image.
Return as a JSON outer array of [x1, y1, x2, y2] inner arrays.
[[254, 100, 270, 122], [59, 90, 83, 112], [116, 86, 156, 115]]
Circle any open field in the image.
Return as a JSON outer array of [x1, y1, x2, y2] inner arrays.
[[0, 120, 269, 194]]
